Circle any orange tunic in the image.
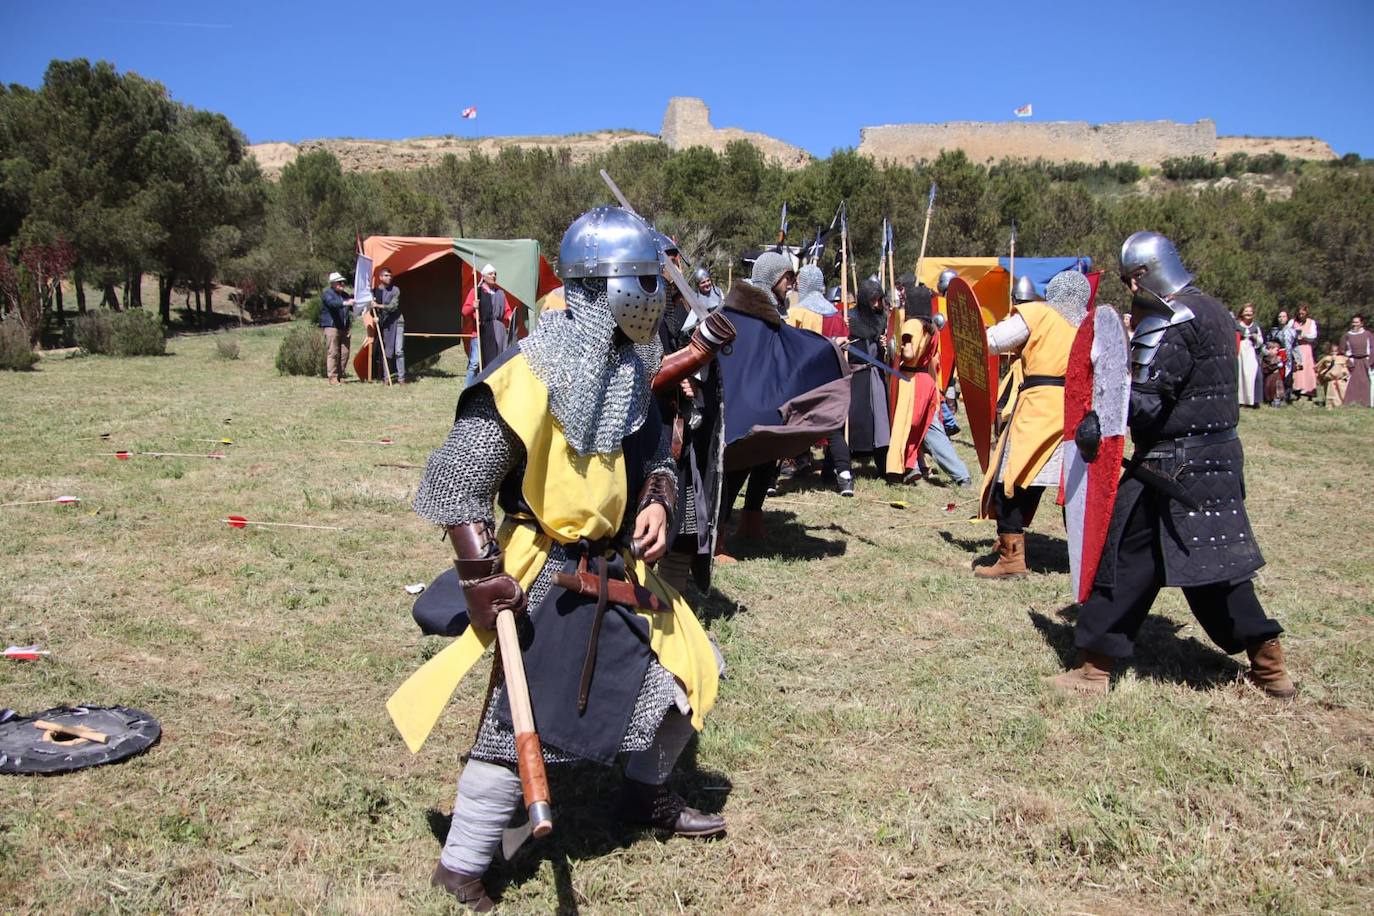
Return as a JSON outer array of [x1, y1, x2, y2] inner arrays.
[[885, 319, 941, 476], [979, 301, 1076, 505]]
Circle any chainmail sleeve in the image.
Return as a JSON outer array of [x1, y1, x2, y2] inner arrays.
[[413, 388, 524, 526]]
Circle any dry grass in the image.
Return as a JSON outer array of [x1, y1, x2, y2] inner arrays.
[[1, 327, 1372, 914]]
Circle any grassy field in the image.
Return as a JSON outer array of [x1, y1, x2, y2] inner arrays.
[[1, 325, 1372, 914]]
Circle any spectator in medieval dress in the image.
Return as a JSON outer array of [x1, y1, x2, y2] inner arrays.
[[1235, 304, 1264, 408], [1291, 303, 1319, 400], [1341, 314, 1374, 408]]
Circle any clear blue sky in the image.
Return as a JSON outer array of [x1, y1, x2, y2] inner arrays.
[[3, 0, 1372, 156]]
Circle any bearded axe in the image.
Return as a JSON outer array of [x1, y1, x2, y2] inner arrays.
[[494, 610, 553, 837]]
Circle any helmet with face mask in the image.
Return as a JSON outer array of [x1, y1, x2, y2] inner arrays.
[[937, 269, 958, 294], [559, 207, 666, 343], [1119, 231, 1194, 299]]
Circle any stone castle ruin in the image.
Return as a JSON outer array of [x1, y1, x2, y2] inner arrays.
[[248, 96, 1336, 177]]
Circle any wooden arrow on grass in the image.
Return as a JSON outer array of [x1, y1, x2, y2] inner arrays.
[[223, 515, 343, 532]]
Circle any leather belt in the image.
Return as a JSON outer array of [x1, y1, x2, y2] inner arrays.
[[547, 536, 672, 715], [1019, 374, 1065, 392], [1140, 427, 1238, 460]]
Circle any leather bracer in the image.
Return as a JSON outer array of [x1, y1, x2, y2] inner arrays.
[[447, 521, 527, 630], [636, 472, 677, 533], [651, 309, 736, 394]]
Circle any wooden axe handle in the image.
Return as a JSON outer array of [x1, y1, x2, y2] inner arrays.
[[494, 610, 553, 838]]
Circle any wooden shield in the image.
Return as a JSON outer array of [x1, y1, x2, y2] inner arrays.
[[946, 277, 998, 472], [1062, 305, 1130, 603]]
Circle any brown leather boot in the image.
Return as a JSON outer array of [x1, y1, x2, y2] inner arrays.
[[1245, 637, 1297, 700], [617, 779, 726, 838], [973, 533, 1028, 578], [1046, 650, 1114, 695], [713, 529, 738, 565], [739, 509, 765, 540], [431, 862, 494, 912]]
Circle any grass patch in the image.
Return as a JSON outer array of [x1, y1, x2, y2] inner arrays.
[[0, 328, 1372, 911]]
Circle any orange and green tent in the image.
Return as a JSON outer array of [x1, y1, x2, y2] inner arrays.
[[361, 236, 563, 364]]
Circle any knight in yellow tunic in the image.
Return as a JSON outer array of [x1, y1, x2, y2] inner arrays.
[[975, 270, 1090, 578], [391, 208, 725, 909]]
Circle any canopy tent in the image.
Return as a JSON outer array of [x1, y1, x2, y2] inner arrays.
[[361, 236, 563, 364]]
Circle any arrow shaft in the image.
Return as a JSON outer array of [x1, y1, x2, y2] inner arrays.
[[226, 519, 343, 531]]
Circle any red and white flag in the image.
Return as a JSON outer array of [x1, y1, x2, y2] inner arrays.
[[1013, 103, 1033, 118], [461, 106, 478, 120]]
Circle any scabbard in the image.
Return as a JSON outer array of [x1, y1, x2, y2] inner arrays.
[[1128, 461, 1202, 511], [553, 571, 671, 615]]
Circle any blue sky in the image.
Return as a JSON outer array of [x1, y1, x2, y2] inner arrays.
[[3, 0, 1372, 156]]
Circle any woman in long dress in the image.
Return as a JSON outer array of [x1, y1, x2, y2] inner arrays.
[[1235, 304, 1264, 408], [1340, 314, 1374, 408], [1291, 304, 1319, 400]]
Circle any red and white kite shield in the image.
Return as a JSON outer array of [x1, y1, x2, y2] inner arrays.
[[1062, 305, 1130, 603], [946, 277, 998, 472]]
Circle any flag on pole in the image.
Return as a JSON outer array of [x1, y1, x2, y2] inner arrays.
[[461, 106, 478, 119], [1013, 103, 1033, 118]]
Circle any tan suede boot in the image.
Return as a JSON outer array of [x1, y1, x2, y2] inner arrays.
[[973, 533, 1028, 578], [739, 509, 765, 540], [1046, 650, 1114, 695], [1245, 638, 1297, 700]]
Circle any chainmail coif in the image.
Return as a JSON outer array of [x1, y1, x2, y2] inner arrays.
[[1045, 269, 1091, 328], [795, 264, 837, 316], [521, 279, 662, 456]]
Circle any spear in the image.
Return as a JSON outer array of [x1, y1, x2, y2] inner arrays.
[[1008, 218, 1018, 310], [915, 182, 936, 280], [839, 201, 849, 320]]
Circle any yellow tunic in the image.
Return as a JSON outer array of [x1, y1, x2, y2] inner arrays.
[[387, 354, 719, 753], [979, 301, 1075, 503], [786, 307, 824, 334]]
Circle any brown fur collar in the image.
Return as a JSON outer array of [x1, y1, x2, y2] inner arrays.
[[723, 281, 781, 327]]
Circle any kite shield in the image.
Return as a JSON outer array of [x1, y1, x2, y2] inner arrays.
[[1062, 305, 1130, 603], [946, 278, 997, 472], [0, 706, 161, 775]]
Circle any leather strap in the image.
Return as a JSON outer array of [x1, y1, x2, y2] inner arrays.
[[577, 556, 610, 715]]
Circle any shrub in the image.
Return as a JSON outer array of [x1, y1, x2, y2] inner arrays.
[[215, 335, 240, 360], [0, 319, 38, 370], [110, 309, 167, 356], [1161, 156, 1222, 181], [299, 294, 323, 326], [276, 324, 327, 377], [74, 310, 114, 354]]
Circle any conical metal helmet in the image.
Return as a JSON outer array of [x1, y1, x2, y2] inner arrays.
[[1119, 231, 1194, 298], [1012, 274, 1039, 303], [937, 269, 958, 294]]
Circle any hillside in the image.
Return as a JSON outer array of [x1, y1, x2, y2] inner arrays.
[[248, 96, 1339, 178]]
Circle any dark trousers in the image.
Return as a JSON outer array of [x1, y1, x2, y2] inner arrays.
[[722, 462, 777, 520], [992, 485, 1044, 535], [1075, 493, 1282, 658], [823, 429, 851, 477]]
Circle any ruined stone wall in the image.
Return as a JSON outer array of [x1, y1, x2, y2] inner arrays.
[[857, 119, 1217, 167], [660, 97, 812, 169]]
